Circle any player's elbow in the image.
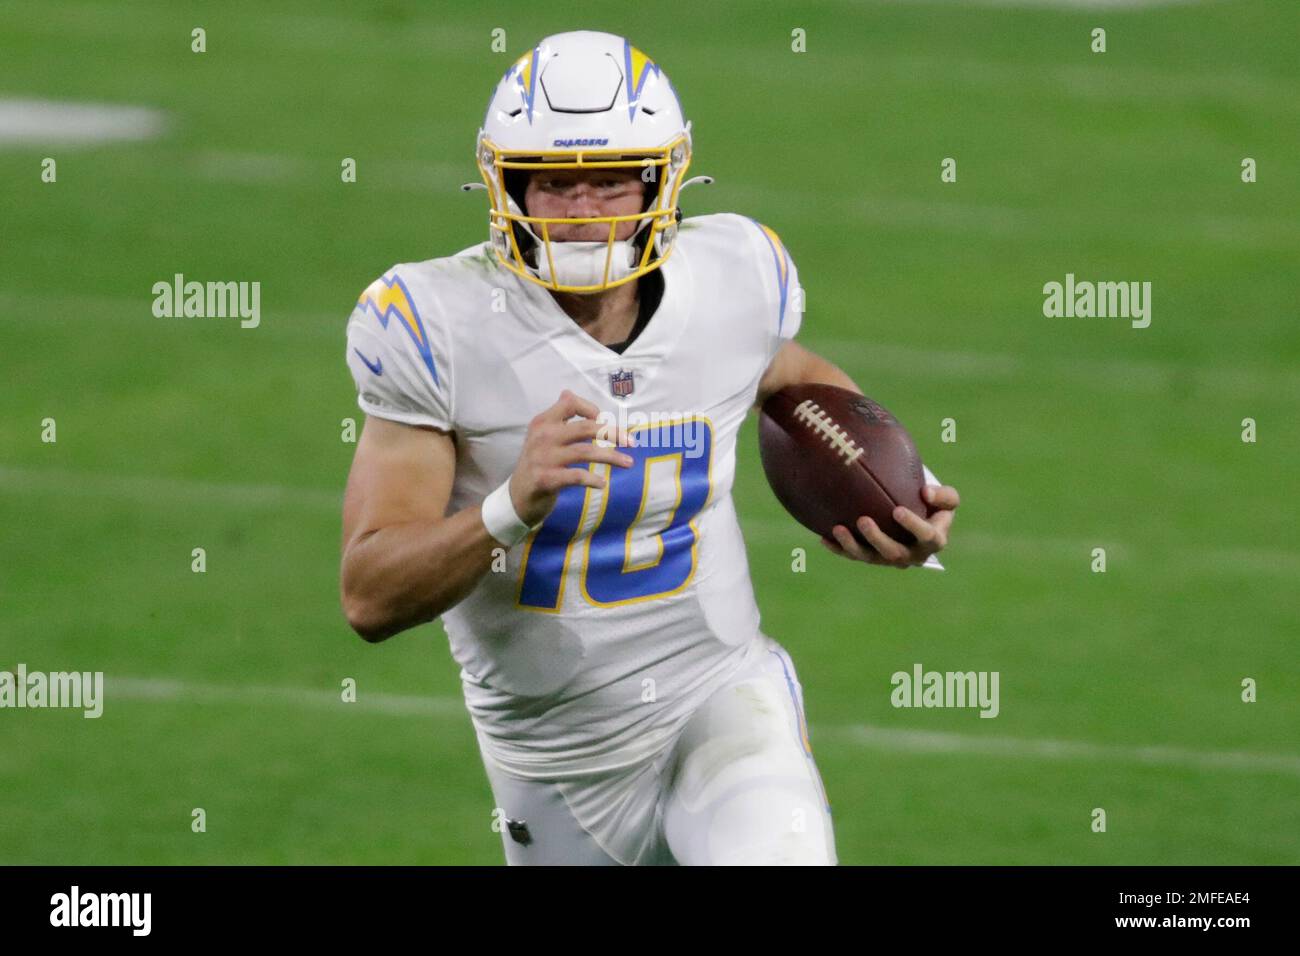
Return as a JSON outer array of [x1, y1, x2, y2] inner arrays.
[[339, 565, 403, 643], [339, 534, 453, 641], [341, 590, 392, 643], [340, 535, 400, 641], [340, 572, 443, 643]]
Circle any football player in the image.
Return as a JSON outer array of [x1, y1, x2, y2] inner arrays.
[[341, 30, 959, 865]]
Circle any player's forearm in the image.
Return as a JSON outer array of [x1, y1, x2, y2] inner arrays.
[[341, 506, 500, 642], [757, 341, 862, 405], [797, 351, 860, 393]]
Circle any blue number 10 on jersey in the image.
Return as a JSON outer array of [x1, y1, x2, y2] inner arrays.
[[517, 419, 714, 611]]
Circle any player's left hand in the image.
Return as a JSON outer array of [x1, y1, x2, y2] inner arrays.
[[820, 484, 959, 569]]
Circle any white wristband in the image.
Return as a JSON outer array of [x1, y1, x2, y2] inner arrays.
[[481, 479, 533, 547]]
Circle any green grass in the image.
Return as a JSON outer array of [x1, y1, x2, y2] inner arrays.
[[1, 0, 1297, 864]]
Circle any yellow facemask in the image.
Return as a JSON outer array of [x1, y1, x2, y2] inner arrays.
[[475, 131, 693, 294]]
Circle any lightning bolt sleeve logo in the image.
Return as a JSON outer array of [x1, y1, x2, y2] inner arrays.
[[355, 273, 440, 386]]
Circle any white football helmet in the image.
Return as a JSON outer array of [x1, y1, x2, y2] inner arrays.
[[475, 31, 693, 294]]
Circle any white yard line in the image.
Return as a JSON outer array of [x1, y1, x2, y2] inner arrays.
[[874, 0, 1212, 8], [822, 723, 1300, 777], [104, 675, 1300, 777], [188, 150, 468, 192], [930, 0, 1212, 8], [2, 464, 1297, 575], [0, 465, 340, 511], [810, 338, 1300, 400], [111, 676, 464, 718], [4, 290, 1297, 401], [0, 98, 164, 147], [0, 290, 342, 338]]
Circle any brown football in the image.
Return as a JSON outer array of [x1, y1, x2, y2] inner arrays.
[[758, 384, 929, 548]]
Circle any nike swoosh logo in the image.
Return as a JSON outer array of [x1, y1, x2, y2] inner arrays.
[[353, 348, 383, 376]]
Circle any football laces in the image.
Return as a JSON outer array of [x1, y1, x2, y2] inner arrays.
[[792, 400, 864, 466]]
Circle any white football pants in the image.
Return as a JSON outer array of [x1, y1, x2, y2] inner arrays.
[[480, 637, 837, 866]]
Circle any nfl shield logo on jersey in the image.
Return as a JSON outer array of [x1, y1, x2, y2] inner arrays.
[[609, 369, 635, 398]]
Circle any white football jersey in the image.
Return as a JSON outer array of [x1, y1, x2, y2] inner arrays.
[[346, 212, 804, 779]]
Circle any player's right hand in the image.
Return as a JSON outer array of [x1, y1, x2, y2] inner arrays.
[[509, 389, 636, 527]]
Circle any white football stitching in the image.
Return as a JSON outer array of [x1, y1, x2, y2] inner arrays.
[[793, 400, 864, 466]]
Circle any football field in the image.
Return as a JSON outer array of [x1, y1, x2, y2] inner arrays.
[[1, 0, 1297, 864]]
